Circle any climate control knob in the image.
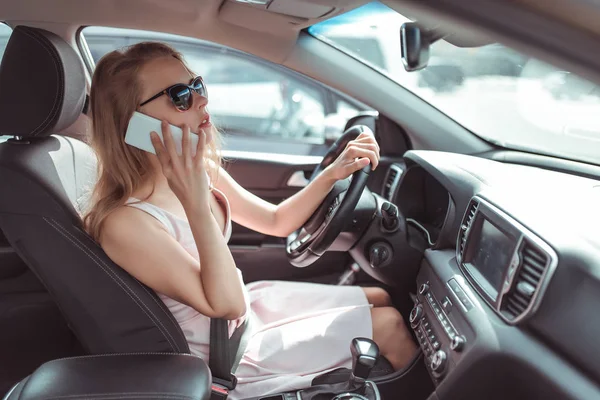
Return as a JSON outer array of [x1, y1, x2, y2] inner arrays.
[[450, 335, 466, 352], [409, 304, 423, 328], [430, 350, 447, 377]]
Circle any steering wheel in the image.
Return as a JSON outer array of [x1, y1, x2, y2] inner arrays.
[[287, 125, 374, 268]]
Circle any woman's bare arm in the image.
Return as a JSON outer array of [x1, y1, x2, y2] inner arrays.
[[217, 132, 380, 237], [100, 206, 246, 320], [217, 167, 336, 237]]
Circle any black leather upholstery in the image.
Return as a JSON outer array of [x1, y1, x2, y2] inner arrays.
[[0, 26, 86, 138], [4, 354, 211, 400], [0, 26, 190, 355]]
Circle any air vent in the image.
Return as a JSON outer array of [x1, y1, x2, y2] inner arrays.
[[458, 200, 478, 259], [501, 241, 549, 321], [383, 165, 402, 200]]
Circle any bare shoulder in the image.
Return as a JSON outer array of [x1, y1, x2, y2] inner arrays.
[[99, 205, 168, 249]]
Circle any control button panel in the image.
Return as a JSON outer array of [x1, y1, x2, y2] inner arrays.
[[411, 279, 470, 383], [425, 291, 460, 341], [415, 315, 438, 358], [448, 278, 473, 311]]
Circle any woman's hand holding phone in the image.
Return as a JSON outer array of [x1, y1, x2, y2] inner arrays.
[[150, 122, 211, 211]]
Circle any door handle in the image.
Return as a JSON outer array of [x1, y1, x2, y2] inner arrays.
[[287, 170, 310, 187]]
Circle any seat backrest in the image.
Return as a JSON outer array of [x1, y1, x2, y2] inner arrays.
[[0, 26, 189, 355]]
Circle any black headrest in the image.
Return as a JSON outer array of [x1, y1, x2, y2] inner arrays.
[[0, 26, 86, 138]]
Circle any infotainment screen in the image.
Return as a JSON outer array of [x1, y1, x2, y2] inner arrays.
[[467, 218, 516, 299]]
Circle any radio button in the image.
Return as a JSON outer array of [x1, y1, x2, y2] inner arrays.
[[442, 297, 453, 312], [432, 341, 441, 350], [448, 278, 474, 311], [448, 279, 460, 292]]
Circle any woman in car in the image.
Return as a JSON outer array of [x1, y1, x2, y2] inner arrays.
[[83, 42, 416, 398]]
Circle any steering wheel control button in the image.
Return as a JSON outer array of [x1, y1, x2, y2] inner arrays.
[[409, 304, 423, 328], [431, 350, 447, 377], [450, 335, 466, 352], [419, 283, 430, 295]]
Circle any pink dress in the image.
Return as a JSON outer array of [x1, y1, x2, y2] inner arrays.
[[126, 189, 373, 399]]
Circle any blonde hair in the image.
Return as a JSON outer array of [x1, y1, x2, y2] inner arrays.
[[83, 42, 221, 241]]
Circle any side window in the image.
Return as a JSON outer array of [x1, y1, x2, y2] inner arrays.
[[190, 50, 327, 142], [0, 23, 12, 144], [82, 27, 367, 156]]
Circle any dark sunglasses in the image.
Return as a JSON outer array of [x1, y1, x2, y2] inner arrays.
[[139, 76, 207, 112]]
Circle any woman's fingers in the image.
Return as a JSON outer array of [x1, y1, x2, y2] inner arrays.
[[150, 132, 171, 173], [344, 157, 370, 175], [182, 124, 190, 164], [345, 145, 379, 170], [351, 133, 380, 153], [161, 121, 179, 160]]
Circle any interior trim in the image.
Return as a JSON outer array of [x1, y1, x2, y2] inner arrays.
[[223, 149, 322, 165], [485, 150, 600, 180]]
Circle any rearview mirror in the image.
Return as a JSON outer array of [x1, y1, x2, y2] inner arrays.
[[400, 22, 430, 71], [400, 22, 447, 72]]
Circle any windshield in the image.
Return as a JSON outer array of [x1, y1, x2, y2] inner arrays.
[[309, 2, 600, 165]]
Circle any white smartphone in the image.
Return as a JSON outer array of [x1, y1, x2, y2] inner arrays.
[[124, 111, 199, 156]]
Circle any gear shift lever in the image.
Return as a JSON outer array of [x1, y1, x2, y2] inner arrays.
[[296, 338, 381, 400], [349, 338, 379, 388]]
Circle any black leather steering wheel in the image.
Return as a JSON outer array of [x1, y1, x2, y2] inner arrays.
[[287, 125, 374, 268]]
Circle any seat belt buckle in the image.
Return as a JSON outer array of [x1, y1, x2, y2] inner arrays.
[[211, 383, 229, 400], [212, 374, 237, 391]]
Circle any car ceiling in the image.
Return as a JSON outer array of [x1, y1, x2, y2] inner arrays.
[[0, 0, 367, 64], [2, 0, 600, 83]]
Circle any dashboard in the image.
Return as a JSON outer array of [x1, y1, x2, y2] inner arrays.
[[382, 150, 600, 400]]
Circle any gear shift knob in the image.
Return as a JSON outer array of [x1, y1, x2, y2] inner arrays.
[[350, 337, 379, 384]]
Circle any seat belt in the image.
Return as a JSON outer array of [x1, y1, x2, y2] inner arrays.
[[209, 315, 253, 400]]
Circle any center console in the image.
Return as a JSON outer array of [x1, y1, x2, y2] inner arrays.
[[408, 195, 557, 385]]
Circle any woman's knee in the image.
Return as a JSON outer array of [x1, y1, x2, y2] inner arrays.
[[363, 287, 392, 308], [371, 307, 410, 342], [371, 307, 417, 370]]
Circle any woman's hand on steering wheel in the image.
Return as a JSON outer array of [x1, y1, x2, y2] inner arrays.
[[322, 131, 380, 181]]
